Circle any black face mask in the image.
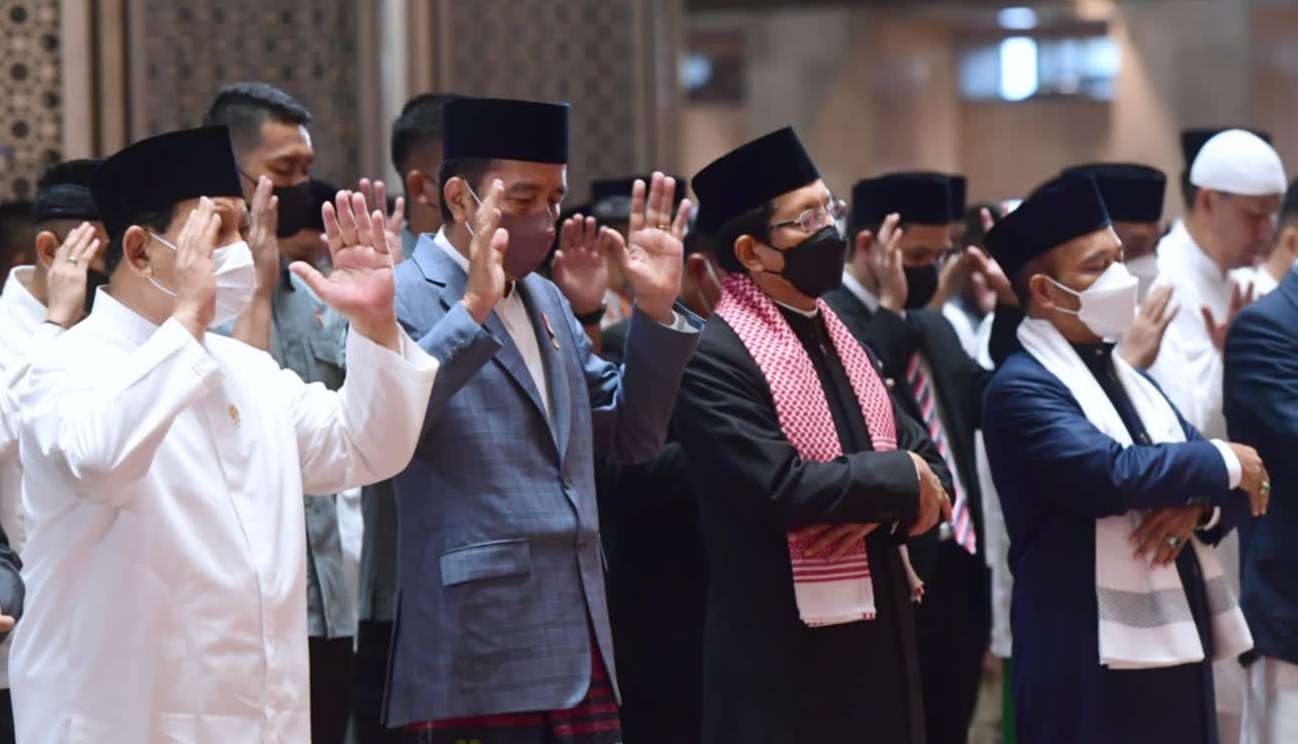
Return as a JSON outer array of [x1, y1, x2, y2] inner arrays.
[[904, 264, 939, 309], [84, 269, 110, 315], [273, 181, 316, 238], [766, 225, 847, 299]]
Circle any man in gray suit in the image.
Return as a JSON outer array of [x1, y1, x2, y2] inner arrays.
[[387, 96, 701, 743]]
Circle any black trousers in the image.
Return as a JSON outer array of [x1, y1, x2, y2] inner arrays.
[[915, 541, 992, 744], [310, 636, 355, 744], [353, 620, 401, 744]]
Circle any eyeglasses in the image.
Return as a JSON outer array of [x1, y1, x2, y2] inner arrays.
[[769, 198, 847, 234]]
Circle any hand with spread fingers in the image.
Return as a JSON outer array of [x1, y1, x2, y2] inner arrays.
[[45, 222, 101, 329], [358, 178, 406, 263], [1131, 506, 1204, 566], [1120, 284, 1178, 370], [290, 190, 399, 350], [1202, 280, 1255, 352], [601, 172, 692, 324], [860, 213, 907, 313], [552, 212, 608, 316]]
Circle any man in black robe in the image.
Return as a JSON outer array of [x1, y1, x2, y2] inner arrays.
[[824, 172, 1018, 744], [676, 127, 952, 744]]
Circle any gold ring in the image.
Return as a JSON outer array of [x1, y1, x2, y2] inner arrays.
[[1262, 481, 1272, 494], [656, 223, 671, 230]]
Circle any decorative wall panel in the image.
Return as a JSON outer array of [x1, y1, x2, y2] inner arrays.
[[0, 0, 62, 200], [132, 0, 361, 185]]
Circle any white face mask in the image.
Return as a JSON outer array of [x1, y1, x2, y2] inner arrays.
[[1124, 253, 1159, 304], [1046, 261, 1138, 340], [149, 234, 257, 328]]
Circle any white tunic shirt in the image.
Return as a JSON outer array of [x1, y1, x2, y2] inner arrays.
[[0, 266, 60, 690], [1148, 221, 1243, 440], [0, 266, 60, 553], [12, 289, 438, 744]]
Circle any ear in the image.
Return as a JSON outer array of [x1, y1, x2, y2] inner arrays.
[[1026, 273, 1056, 312], [406, 169, 432, 206], [1196, 188, 1218, 217], [734, 235, 767, 274], [1285, 225, 1298, 258], [120, 226, 152, 276], [34, 230, 59, 270], [683, 253, 706, 283], [443, 176, 472, 224], [850, 229, 875, 266]]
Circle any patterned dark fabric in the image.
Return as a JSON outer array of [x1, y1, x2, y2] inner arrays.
[[401, 637, 622, 744]]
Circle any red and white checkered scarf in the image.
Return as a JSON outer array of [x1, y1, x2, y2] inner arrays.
[[716, 273, 920, 627]]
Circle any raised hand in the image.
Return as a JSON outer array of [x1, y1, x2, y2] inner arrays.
[[290, 190, 398, 349], [1120, 285, 1177, 369], [358, 178, 406, 263], [459, 179, 510, 325], [552, 212, 608, 316], [44, 222, 100, 328], [1202, 280, 1255, 351], [860, 213, 906, 313], [170, 197, 223, 339], [247, 176, 280, 298], [616, 172, 692, 324]]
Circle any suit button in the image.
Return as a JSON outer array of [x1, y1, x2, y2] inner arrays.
[[576, 537, 587, 550]]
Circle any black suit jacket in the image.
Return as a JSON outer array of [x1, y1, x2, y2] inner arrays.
[[824, 288, 994, 558]]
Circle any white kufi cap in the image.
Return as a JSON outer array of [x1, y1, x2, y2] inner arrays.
[[1190, 129, 1286, 196]]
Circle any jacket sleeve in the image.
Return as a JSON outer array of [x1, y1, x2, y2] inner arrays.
[[559, 292, 703, 466], [982, 361, 1234, 521], [676, 326, 919, 529], [292, 326, 439, 495], [400, 297, 501, 436]]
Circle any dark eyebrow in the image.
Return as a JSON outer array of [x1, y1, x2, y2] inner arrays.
[[506, 182, 543, 197]]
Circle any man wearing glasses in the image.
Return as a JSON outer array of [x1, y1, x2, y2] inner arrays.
[[676, 128, 953, 743], [826, 172, 1018, 744]]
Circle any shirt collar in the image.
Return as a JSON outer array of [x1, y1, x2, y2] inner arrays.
[[773, 298, 819, 318], [434, 227, 470, 274], [840, 269, 881, 313], [0, 266, 47, 330], [88, 288, 164, 346]]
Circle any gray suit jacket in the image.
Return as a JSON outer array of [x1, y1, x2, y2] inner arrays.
[[385, 233, 700, 726]]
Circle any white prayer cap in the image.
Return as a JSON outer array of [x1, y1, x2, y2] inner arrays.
[[1190, 129, 1286, 196]]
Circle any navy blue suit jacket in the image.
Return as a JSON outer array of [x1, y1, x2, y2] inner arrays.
[[983, 348, 1242, 743], [1225, 266, 1298, 666]]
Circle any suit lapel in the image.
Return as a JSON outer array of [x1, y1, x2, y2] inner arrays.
[[520, 277, 572, 460], [422, 236, 556, 443]]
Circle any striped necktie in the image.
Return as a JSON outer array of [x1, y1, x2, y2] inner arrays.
[[906, 350, 977, 555]]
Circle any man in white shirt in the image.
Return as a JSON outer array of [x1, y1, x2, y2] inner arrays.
[[1149, 128, 1286, 744], [12, 125, 439, 743], [0, 159, 107, 742]]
